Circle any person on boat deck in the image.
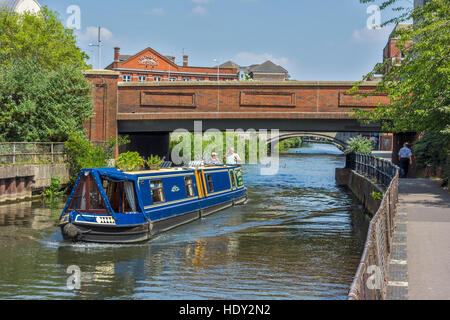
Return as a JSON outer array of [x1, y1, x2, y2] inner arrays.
[[224, 148, 242, 165], [209, 152, 221, 165]]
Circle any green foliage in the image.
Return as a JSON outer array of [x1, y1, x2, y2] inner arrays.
[[65, 133, 116, 186], [346, 136, 373, 154], [278, 137, 302, 153], [371, 191, 383, 201], [413, 133, 450, 168], [45, 176, 63, 199], [0, 57, 93, 142], [147, 154, 162, 168], [353, 0, 450, 134], [0, 7, 89, 70], [115, 152, 145, 172]]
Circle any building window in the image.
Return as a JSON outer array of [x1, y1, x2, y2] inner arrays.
[[206, 174, 214, 193], [169, 77, 177, 82], [138, 75, 147, 82], [123, 75, 131, 82], [196, 79, 204, 82], [182, 78, 190, 82], [150, 180, 165, 204], [154, 77, 162, 82], [185, 177, 195, 198]]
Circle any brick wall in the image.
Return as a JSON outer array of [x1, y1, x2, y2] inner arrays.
[[115, 81, 389, 121], [84, 70, 120, 149]]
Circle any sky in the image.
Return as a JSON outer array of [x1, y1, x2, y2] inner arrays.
[[39, 0, 413, 81]]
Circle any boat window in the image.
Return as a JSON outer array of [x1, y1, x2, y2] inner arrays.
[[102, 179, 138, 213], [206, 174, 214, 193], [229, 171, 236, 188], [150, 180, 165, 204], [69, 174, 107, 213], [185, 177, 195, 198]]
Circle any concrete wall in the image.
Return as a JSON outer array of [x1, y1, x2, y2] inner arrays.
[[0, 164, 69, 204], [336, 168, 384, 216]]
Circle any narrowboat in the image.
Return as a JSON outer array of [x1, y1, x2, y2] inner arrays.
[[58, 165, 247, 243]]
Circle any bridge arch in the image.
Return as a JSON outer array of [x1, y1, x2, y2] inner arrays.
[[267, 132, 353, 152]]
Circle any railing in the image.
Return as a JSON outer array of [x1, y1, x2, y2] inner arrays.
[[346, 153, 399, 300], [346, 153, 397, 187], [0, 142, 66, 165]]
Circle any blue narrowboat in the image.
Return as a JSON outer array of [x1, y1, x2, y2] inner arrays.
[[58, 165, 247, 243]]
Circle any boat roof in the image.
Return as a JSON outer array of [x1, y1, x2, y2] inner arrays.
[[125, 165, 238, 175], [82, 165, 240, 181]]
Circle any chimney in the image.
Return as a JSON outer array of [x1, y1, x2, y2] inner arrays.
[[183, 55, 188, 67], [113, 47, 120, 68]]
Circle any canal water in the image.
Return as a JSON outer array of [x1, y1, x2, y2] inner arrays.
[[0, 144, 369, 300]]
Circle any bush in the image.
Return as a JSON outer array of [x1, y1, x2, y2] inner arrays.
[[413, 133, 450, 186], [346, 136, 373, 154], [147, 154, 162, 169], [115, 151, 145, 172], [65, 133, 116, 186], [45, 176, 63, 199], [413, 133, 450, 168]]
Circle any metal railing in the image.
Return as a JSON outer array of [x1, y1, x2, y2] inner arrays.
[[0, 142, 66, 165], [346, 153, 397, 187], [347, 153, 399, 300]]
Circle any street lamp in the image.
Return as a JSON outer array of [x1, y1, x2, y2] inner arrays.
[[89, 27, 102, 69]]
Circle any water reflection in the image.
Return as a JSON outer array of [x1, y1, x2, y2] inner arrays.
[[0, 144, 369, 300]]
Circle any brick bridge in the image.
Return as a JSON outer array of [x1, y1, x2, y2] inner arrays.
[[84, 70, 392, 158]]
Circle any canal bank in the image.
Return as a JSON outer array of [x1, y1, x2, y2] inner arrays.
[[0, 164, 69, 204], [0, 144, 370, 299]]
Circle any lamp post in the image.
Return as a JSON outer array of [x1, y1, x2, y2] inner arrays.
[[89, 27, 102, 69]]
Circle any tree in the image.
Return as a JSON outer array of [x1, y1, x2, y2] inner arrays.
[[0, 58, 93, 142], [353, 0, 449, 135], [0, 6, 89, 70], [346, 136, 373, 154], [0, 6, 93, 142]]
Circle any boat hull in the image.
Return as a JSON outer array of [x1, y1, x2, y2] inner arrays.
[[60, 194, 247, 244]]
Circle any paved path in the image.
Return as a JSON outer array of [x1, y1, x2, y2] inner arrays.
[[387, 179, 450, 300]]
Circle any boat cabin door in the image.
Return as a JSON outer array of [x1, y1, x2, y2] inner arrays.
[[194, 170, 208, 198]]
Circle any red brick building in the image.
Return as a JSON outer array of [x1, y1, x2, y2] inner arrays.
[[105, 47, 238, 82]]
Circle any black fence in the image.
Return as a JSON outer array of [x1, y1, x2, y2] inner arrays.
[[346, 153, 398, 187]]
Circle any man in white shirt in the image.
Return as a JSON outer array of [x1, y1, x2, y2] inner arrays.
[[224, 148, 242, 165], [398, 142, 413, 178]]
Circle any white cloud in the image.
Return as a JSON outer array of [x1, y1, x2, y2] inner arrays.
[[78, 26, 114, 44], [352, 26, 392, 43], [147, 8, 165, 16], [233, 52, 290, 67], [192, 5, 208, 15]]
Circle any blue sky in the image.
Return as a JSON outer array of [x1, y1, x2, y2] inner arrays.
[[39, 0, 413, 81]]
